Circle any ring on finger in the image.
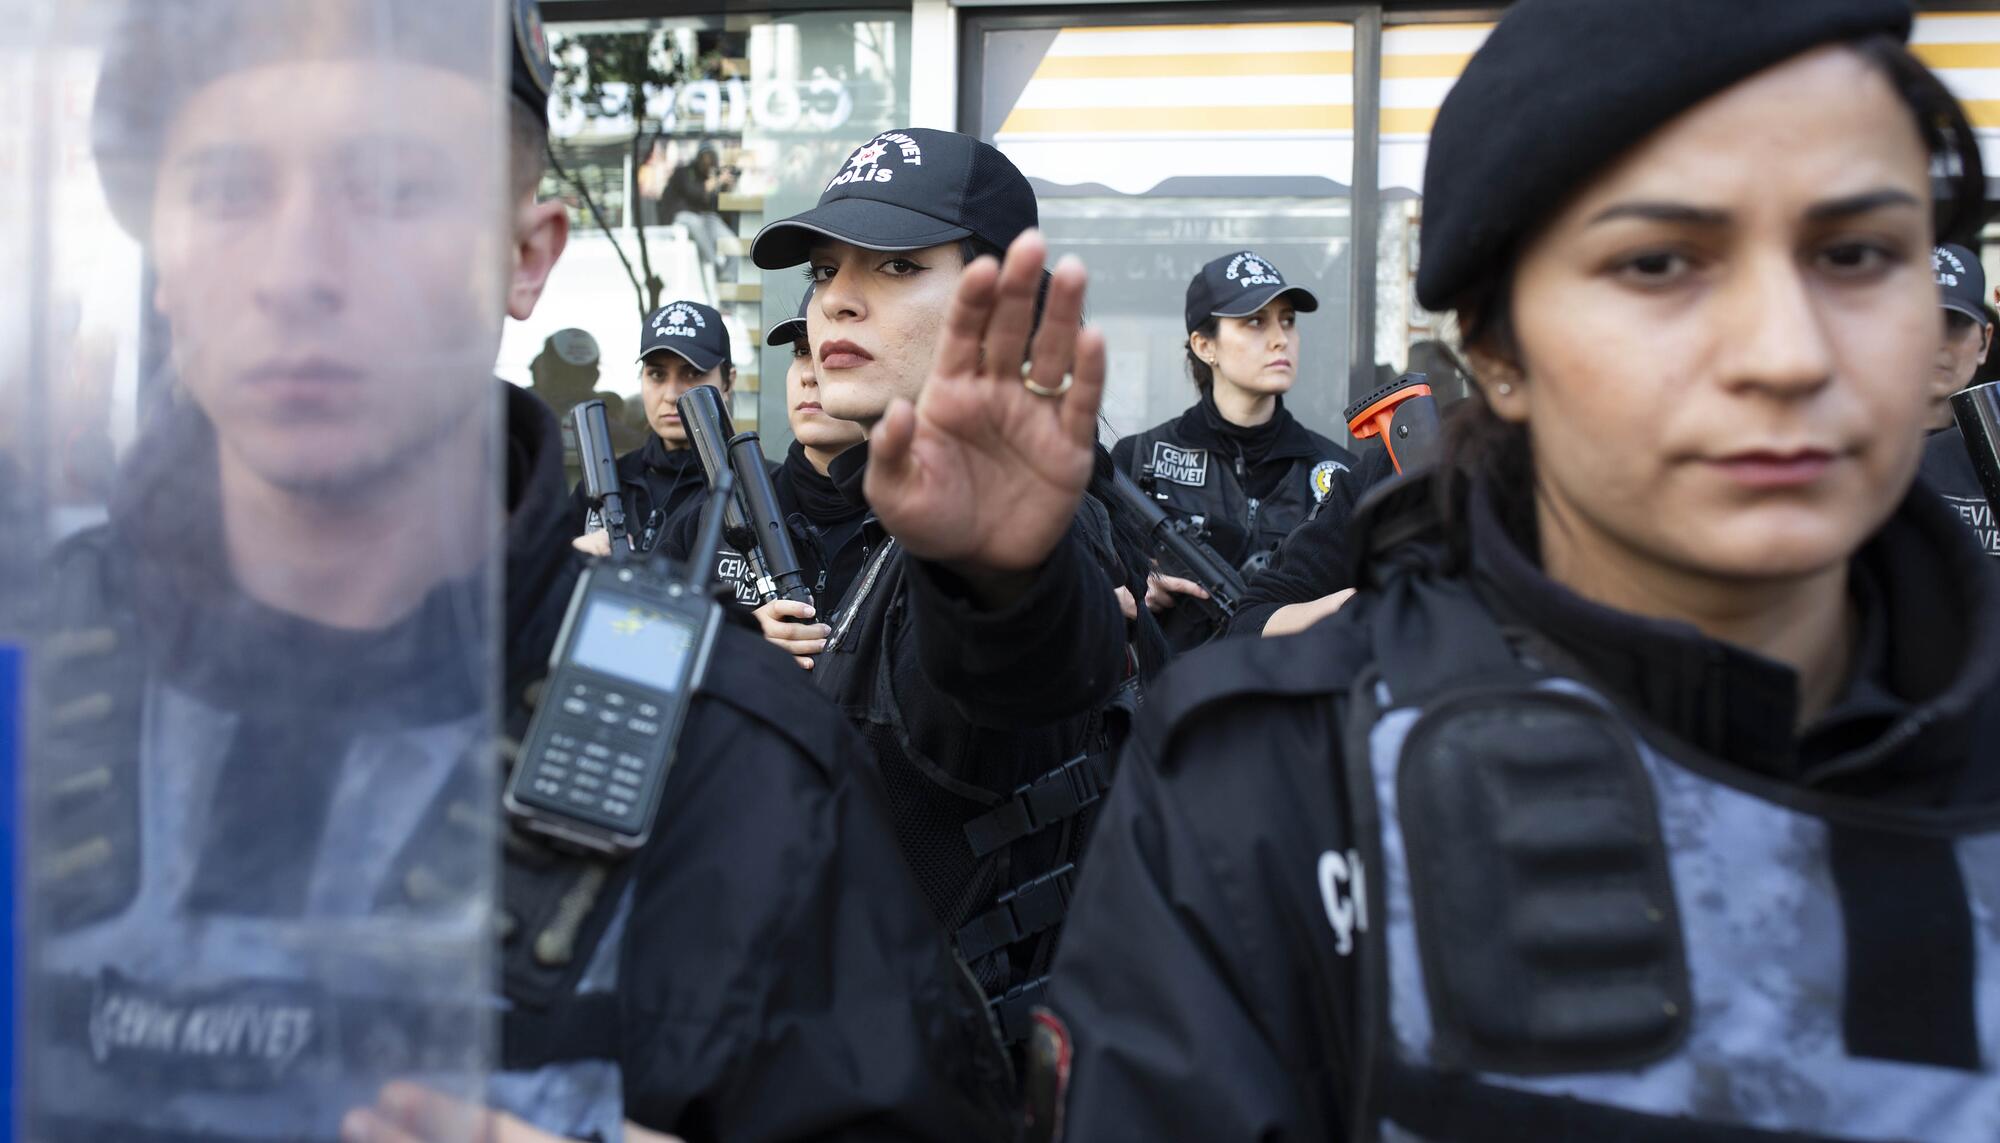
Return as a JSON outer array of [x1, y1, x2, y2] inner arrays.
[[1021, 360, 1074, 397]]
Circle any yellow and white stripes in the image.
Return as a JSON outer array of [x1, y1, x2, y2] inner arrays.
[[992, 13, 2000, 198], [992, 22, 1356, 195], [1377, 23, 1493, 192], [1916, 11, 2000, 172]]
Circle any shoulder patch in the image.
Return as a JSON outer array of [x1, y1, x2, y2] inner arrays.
[[1150, 441, 1209, 488], [1310, 459, 1349, 503], [714, 548, 760, 607]]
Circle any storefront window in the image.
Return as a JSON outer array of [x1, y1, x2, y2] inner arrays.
[[1374, 11, 2000, 401], [972, 18, 1358, 442], [512, 11, 910, 448], [1919, 11, 2000, 317], [1373, 21, 1490, 404]]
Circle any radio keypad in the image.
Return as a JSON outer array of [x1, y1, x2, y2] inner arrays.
[[525, 676, 673, 832]]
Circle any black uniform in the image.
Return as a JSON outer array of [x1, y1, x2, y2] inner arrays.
[[1224, 444, 1396, 637], [30, 385, 1012, 1141], [1047, 474, 2000, 1140], [658, 439, 870, 615], [1112, 392, 1355, 648], [811, 443, 1131, 1042], [1920, 426, 2000, 558], [568, 432, 708, 554]]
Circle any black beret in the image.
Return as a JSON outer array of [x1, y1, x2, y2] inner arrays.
[[1417, 0, 1914, 313]]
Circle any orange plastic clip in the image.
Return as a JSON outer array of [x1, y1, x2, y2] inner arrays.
[[1345, 382, 1433, 473]]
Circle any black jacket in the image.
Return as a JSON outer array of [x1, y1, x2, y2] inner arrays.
[[1112, 394, 1355, 648], [812, 443, 1130, 1019], [1919, 426, 2000, 558], [30, 385, 1012, 1142], [659, 439, 872, 615], [1225, 443, 1396, 637], [569, 432, 710, 554], [1046, 474, 2000, 1140], [612, 623, 1017, 1141]]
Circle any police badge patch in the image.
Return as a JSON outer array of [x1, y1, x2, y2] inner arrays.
[[1310, 460, 1347, 503], [1150, 441, 1209, 488]]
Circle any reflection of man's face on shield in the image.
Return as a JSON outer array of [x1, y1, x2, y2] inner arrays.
[[149, 60, 502, 497]]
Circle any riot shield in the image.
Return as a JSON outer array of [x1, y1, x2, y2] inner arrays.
[[8, 2, 512, 1138]]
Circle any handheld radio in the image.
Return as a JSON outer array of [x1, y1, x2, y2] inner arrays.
[[503, 473, 735, 855]]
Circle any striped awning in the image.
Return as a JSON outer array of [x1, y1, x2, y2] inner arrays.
[[1916, 13, 2000, 139], [992, 21, 1356, 196], [1379, 13, 2000, 193], [991, 14, 2000, 198], [1378, 22, 1493, 192]]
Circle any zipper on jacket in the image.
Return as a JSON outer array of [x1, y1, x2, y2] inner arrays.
[[824, 537, 899, 653]]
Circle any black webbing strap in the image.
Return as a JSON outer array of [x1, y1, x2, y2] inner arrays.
[[955, 864, 1077, 963], [963, 753, 1110, 859], [499, 993, 622, 1071], [1377, 1062, 1865, 1143], [1829, 825, 1981, 1069], [989, 975, 1051, 1046]]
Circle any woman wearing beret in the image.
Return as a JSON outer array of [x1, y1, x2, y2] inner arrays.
[[1112, 250, 1357, 651], [1040, 1, 2000, 1139]]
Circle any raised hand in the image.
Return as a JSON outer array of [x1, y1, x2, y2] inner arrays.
[[863, 230, 1105, 595]]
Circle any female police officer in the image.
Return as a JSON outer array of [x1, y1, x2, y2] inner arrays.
[[1041, 1, 2000, 1138], [749, 128, 1132, 1041], [570, 299, 735, 555], [1113, 251, 1355, 648]]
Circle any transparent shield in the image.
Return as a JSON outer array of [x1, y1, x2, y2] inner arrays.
[[12, 1, 510, 1138]]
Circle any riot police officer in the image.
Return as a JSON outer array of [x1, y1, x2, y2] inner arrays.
[[1042, 1, 2000, 1138], [749, 127, 1132, 1042], [21, 3, 1013, 1139], [1113, 251, 1356, 649], [570, 299, 734, 554]]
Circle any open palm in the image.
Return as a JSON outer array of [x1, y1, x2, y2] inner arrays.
[[864, 230, 1106, 574]]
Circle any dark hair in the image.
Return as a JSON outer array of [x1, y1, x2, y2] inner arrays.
[[1185, 316, 1220, 393], [1439, 34, 1987, 560], [510, 101, 549, 203]]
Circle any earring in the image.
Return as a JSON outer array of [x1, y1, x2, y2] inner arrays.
[[1496, 382, 1514, 396]]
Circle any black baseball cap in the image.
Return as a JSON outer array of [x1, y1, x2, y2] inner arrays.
[[750, 128, 1038, 269], [512, 0, 555, 129], [1184, 251, 1319, 333], [1936, 244, 1989, 324], [765, 287, 814, 347], [637, 300, 729, 373]]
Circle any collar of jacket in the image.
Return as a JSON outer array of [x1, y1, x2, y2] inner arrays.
[[1464, 473, 2000, 798], [639, 430, 701, 475], [827, 440, 891, 545], [1174, 390, 1321, 466], [784, 438, 865, 525]]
